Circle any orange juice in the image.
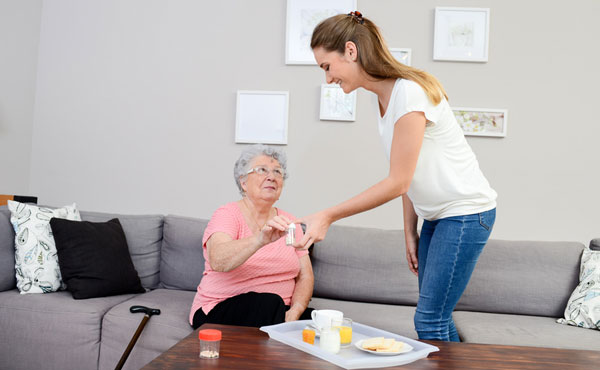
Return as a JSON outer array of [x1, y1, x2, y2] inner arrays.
[[338, 326, 352, 345]]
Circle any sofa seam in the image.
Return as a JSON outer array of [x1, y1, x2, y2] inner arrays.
[[0, 305, 113, 315]]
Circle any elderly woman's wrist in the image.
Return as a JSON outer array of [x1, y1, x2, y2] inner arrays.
[[290, 302, 306, 313], [251, 234, 265, 250]]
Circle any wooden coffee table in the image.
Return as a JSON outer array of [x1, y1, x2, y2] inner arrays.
[[142, 324, 600, 369]]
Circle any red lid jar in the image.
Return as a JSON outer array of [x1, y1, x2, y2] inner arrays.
[[199, 329, 222, 341], [198, 329, 221, 359]]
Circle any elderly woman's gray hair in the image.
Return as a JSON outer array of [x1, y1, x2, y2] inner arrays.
[[234, 144, 288, 195]]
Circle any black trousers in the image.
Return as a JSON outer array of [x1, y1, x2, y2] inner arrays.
[[192, 291, 313, 329]]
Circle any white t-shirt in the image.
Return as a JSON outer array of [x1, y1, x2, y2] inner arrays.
[[377, 79, 497, 221]]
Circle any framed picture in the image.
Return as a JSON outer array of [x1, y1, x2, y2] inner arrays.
[[390, 48, 412, 66], [433, 7, 490, 62], [320, 84, 357, 121], [235, 91, 289, 144], [453, 107, 507, 137], [285, 0, 356, 65]]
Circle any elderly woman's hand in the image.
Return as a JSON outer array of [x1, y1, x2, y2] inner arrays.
[[293, 210, 333, 250], [284, 305, 304, 322], [257, 214, 293, 247]]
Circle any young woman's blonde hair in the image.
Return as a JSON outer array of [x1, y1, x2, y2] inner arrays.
[[311, 13, 448, 105]]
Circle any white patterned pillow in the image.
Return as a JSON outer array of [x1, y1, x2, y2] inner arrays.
[[8, 200, 81, 294], [557, 247, 600, 329]]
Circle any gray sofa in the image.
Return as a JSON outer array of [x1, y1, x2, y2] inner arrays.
[[0, 208, 598, 370]]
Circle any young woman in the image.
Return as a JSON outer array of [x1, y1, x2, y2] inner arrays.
[[294, 11, 497, 342]]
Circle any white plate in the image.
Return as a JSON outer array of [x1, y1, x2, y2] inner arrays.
[[354, 339, 414, 356]]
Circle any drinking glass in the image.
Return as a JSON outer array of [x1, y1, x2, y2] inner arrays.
[[332, 317, 353, 348]]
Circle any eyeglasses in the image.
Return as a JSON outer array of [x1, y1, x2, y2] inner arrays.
[[247, 166, 285, 178]]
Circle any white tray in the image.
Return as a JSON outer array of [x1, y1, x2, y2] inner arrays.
[[260, 320, 438, 369]]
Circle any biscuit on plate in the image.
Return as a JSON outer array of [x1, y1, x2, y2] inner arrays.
[[362, 337, 384, 350]]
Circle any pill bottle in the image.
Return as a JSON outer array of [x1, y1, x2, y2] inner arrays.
[[285, 223, 296, 246], [198, 329, 221, 359]]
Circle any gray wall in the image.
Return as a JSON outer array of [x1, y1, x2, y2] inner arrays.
[[0, 0, 42, 194], [2, 0, 600, 244]]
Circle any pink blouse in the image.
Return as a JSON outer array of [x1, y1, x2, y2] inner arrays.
[[189, 202, 308, 324]]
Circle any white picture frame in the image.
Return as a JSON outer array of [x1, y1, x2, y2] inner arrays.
[[319, 84, 357, 121], [433, 7, 490, 62], [453, 107, 507, 137], [390, 48, 412, 66], [285, 0, 357, 65], [235, 91, 289, 144]]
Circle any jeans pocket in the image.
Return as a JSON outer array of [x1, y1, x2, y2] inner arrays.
[[478, 209, 496, 231]]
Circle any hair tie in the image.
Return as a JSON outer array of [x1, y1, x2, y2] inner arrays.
[[348, 11, 364, 25]]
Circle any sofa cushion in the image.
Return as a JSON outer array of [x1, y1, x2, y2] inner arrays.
[[310, 297, 418, 340], [0, 208, 16, 291], [310, 224, 419, 306], [98, 288, 195, 370], [557, 247, 600, 329], [456, 239, 584, 317], [8, 201, 81, 294], [0, 289, 137, 370], [50, 218, 145, 299], [159, 215, 207, 291], [80, 211, 163, 289], [453, 310, 600, 351]]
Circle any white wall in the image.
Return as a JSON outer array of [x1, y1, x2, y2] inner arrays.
[[12, 0, 600, 244], [0, 0, 42, 194]]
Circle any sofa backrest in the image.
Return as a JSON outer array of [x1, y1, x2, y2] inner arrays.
[[456, 239, 584, 317], [312, 222, 585, 318], [158, 214, 208, 291], [1, 203, 587, 319], [311, 224, 420, 306], [0, 208, 16, 291], [79, 211, 164, 289]]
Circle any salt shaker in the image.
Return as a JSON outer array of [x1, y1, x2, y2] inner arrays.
[[198, 329, 221, 359], [285, 223, 296, 246]]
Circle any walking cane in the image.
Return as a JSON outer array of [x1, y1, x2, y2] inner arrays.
[[114, 305, 161, 370]]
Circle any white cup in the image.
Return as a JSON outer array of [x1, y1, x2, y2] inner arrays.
[[311, 309, 343, 331]]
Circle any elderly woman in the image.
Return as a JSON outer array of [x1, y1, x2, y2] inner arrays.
[[189, 145, 314, 328]]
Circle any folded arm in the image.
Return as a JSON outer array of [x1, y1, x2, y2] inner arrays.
[[207, 215, 292, 272]]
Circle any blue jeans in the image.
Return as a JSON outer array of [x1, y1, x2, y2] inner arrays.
[[415, 208, 496, 341]]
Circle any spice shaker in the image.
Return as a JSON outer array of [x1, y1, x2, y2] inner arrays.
[[285, 223, 296, 246], [198, 329, 221, 359]]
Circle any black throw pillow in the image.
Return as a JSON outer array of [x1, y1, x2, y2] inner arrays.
[[50, 217, 145, 299]]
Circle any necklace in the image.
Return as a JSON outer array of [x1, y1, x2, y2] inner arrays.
[[242, 197, 270, 232]]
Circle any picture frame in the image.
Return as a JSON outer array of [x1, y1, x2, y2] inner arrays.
[[235, 91, 289, 144], [285, 0, 357, 65], [433, 7, 490, 62], [453, 107, 507, 137], [389, 48, 412, 66], [319, 84, 357, 121]]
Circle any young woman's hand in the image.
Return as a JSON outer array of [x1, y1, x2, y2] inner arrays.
[[405, 234, 419, 276], [293, 211, 333, 250]]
